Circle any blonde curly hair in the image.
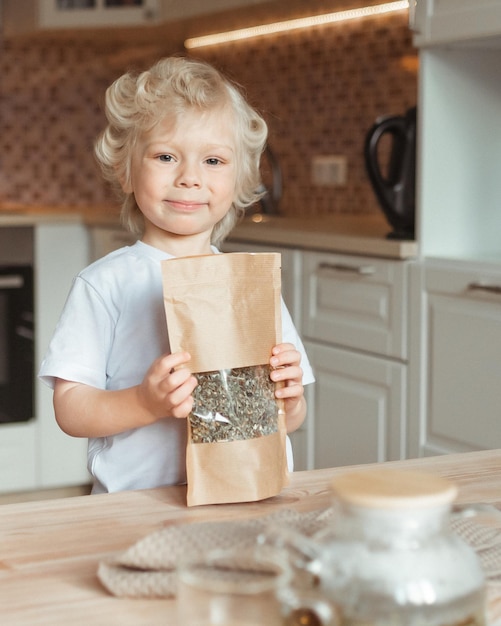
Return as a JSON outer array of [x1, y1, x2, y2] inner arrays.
[[94, 56, 268, 246]]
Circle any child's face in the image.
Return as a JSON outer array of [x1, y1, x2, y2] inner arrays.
[[125, 106, 237, 250]]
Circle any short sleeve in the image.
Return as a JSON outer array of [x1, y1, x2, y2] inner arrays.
[[38, 275, 114, 390]]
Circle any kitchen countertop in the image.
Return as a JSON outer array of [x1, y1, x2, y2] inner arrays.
[[0, 202, 418, 259], [0, 201, 122, 227], [228, 212, 418, 259], [1, 449, 501, 624]]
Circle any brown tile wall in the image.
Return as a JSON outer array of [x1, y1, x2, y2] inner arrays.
[[0, 9, 417, 218]]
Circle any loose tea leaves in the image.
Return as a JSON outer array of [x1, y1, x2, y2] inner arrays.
[[190, 364, 279, 444]]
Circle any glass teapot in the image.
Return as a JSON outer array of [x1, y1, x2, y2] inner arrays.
[[276, 469, 487, 626]]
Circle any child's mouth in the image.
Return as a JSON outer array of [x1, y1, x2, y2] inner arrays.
[[166, 200, 206, 211]]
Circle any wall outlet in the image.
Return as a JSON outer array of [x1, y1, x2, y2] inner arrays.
[[311, 155, 347, 187]]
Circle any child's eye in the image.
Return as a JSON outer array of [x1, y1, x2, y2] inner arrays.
[[205, 157, 222, 166], [158, 154, 174, 162]]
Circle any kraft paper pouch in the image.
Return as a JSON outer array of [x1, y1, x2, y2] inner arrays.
[[161, 253, 288, 507]]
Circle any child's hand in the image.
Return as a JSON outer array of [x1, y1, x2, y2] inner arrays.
[[270, 343, 306, 433], [138, 351, 198, 420]]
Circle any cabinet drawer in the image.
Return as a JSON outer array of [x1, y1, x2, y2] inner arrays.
[[302, 252, 408, 359], [424, 262, 501, 296]]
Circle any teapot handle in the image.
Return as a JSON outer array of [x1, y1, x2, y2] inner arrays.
[[257, 525, 340, 626]]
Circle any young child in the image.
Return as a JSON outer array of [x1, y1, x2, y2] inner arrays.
[[39, 56, 314, 494]]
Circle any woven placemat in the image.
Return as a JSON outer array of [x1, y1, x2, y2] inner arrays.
[[98, 508, 333, 598], [98, 506, 501, 599]]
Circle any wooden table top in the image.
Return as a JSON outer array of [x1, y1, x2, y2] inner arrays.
[[2, 449, 501, 625]]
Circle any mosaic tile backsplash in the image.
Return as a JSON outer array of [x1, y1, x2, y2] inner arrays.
[[0, 9, 417, 219]]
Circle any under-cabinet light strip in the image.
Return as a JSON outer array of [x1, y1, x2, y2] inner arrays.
[[184, 1, 409, 49]]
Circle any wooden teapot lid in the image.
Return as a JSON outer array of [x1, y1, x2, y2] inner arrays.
[[330, 468, 458, 509]]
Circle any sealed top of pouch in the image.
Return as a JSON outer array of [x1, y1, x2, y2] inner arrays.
[[161, 252, 282, 373]]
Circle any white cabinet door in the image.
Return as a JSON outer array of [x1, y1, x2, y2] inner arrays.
[[306, 342, 406, 469], [409, 260, 501, 457], [39, 0, 159, 28], [0, 424, 38, 493], [3, 0, 277, 34], [413, 0, 501, 46], [35, 223, 91, 488], [2, 0, 159, 35]]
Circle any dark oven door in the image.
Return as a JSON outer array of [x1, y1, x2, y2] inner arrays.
[[0, 266, 34, 423]]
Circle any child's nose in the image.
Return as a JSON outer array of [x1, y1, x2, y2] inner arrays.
[[176, 162, 201, 187]]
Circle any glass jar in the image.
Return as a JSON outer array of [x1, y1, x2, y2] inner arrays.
[[314, 468, 486, 626]]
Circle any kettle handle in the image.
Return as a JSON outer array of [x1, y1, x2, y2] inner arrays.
[[364, 114, 408, 192]]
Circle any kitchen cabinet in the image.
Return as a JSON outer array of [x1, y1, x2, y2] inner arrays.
[[304, 341, 406, 470], [0, 222, 90, 494], [411, 0, 501, 46], [0, 425, 38, 492], [413, 5, 501, 261], [2, 0, 159, 33], [302, 251, 408, 470], [2, 0, 276, 35], [410, 1, 501, 460], [35, 223, 91, 488], [408, 258, 501, 457], [39, 0, 158, 29]]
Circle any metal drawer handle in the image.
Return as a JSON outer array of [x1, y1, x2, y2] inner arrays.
[[468, 282, 501, 296], [0, 275, 24, 289], [318, 262, 376, 276]]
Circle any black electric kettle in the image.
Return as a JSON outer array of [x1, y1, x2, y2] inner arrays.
[[364, 106, 416, 240]]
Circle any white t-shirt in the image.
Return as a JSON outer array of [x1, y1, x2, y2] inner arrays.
[[39, 240, 315, 494]]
